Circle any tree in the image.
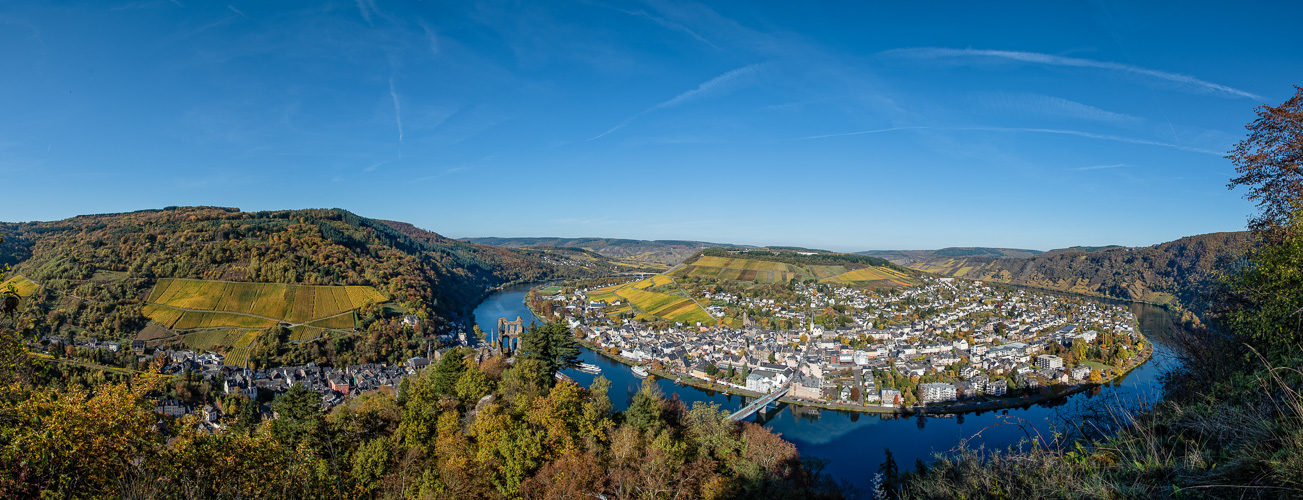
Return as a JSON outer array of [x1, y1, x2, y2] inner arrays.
[[1227, 85, 1303, 236], [430, 348, 467, 396], [626, 378, 665, 431], [520, 322, 580, 380], [1218, 217, 1303, 356], [270, 384, 324, 449]]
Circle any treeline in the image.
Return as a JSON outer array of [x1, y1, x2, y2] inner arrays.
[[0, 321, 850, 499], [700, 247, 897, 270]]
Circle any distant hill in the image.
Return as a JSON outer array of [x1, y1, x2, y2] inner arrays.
[[460, 237, 747, 266], [858, 247, 1043, 265], [671, 248, 918, 288], [907, 232, 1251, 310]]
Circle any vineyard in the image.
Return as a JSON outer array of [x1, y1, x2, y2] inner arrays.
[[822, 266, 915, 287], [144, 279, 385, 325], [139, 279, 388, 364], [584, 274, 715, 325]]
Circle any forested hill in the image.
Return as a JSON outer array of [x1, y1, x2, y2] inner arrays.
[[908, 232, 1251, 310], [0, 207, 615, 339], [857, 247, 1043, 265], [460, 236, 746, 266]]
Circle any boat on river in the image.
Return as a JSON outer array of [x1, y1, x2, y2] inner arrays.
[[578, 362, 601, 375], [631, 366, 649, 378]]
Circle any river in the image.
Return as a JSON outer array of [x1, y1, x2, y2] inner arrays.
[[471, 283, 1181, 492]]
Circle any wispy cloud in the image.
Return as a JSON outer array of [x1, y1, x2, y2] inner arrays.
[[960, 126, 1222, 155], [797, 125, 1222, 155], [794, 126, 929, 141], [388, 77, 404, 148], [970, 92, 1141, 124], [415, 19, 440, 55], [590, 64, 765, 140], [413, 166, 468, 182], [1072, 163, 1130, 171], [617, 9, 719, 49], [882, 48, 1262, 100], [354, 0, 374, 24], [226, 4, 247, 19]]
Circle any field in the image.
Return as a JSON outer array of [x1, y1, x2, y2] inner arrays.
[[822, 266, 916, 287], [145, 278, 385, 325], [584, 275, 715, 325], [1, 275, 39, 297], [289, 325, 327, 343], [181, 329, 257, 352], [672, 257, 800, 283], [171, 311, 278, 330], [138, 278, 386, 355], [139, 305, 186, 329], [223, 348, 251, 367], [308, 312, 356, 329]]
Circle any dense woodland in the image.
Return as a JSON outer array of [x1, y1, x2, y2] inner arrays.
[[909, 231, 1251, 312], [0, 207, 614, 359]]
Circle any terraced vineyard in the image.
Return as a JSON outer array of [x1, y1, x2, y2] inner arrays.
[[138, 279, 387, 362], [586, 275, 714, 325], [146, 278, 385, 323], [822, 266, 915, 287]]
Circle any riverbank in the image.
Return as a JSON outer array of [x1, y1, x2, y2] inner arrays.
[[577, 332, 1153, 415], [538, 284, 1156, 416]]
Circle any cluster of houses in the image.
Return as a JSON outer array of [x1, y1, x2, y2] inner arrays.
[[121, 344, 431, 424], [564, 276, 1142, 408]]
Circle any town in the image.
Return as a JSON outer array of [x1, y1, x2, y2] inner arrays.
[[538, 276, 1148, 411]]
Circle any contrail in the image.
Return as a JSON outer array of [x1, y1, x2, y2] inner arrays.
[[389, 77, 404, 146], [882, 48, 1262, 100]]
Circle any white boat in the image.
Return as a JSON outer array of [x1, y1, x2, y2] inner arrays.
[[578, 363, 601, 375], [631, 366, 649, 378]]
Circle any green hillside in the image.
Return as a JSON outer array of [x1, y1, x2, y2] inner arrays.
[[0, 206, 616, 366], [908, 232, 1251, 309]]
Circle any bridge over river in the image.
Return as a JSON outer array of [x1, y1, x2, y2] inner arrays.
[[728, 384, 790, 421]]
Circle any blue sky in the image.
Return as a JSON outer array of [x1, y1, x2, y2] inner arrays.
[[2, 1, 1300, 251]]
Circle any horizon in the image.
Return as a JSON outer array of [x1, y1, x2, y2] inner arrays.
[[0, 203, 1238, 254], [4, 2, 1301, 250]]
